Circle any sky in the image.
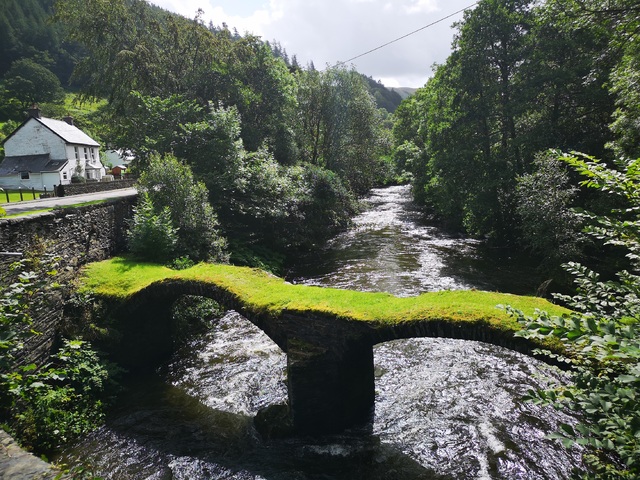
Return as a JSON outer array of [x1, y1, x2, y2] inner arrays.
[[147, 0, 478, 89]]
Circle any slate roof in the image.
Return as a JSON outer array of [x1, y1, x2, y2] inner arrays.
[[36, 117, 100, 146], [1, 116, 100, 147], [0, 154, 68, 176]]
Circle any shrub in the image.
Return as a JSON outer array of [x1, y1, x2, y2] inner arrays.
[[0, 257, 115, 454], [3, 340, 112, 453], [137, 154, 227, 263], [515, 152, 585, 267], [508, 153, 640, 479], [127, 191, 178, 262]]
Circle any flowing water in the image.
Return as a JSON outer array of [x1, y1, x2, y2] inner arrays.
[[58, 185, 585, 479]]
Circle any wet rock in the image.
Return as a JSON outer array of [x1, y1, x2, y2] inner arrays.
[[254, 403, 294, 439]]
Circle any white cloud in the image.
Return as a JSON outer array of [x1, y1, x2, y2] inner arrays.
[[403, 0, 439, 15]]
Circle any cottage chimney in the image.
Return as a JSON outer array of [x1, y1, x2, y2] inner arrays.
[[27, 104, 41, 119], [62, 115, 74, 126]]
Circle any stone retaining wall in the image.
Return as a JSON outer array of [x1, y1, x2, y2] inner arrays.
[[0, 196, 136, 365], [60, 178, 137, 197], [0, 198, 136, 477], [0, 430, 66, 480]]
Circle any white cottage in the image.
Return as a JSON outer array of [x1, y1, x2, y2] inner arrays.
[[0, 106, 105, 191]]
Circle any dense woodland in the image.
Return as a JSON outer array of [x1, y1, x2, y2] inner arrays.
[[1, 0, 638, 277], [395, 0, 640, 273]]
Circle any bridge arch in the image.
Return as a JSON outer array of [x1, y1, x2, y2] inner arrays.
[[100, 276, 561, 436]]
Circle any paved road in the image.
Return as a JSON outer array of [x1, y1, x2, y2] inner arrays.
[[1, 188, 137, 215]]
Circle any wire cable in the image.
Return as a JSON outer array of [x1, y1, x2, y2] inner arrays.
[[333, 2, 479, 67]]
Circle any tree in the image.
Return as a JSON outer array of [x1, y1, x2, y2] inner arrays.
[[517, 1, 615, 159], [136, 154, 228, 263], [295, 66, 387, 194], [54, 0, 223, 109], [3, 58, 64, 108], [515, 152, 584, 266], [127, 191, 178, 262], [224, 37, 298, 164], [399, 0, 618, 246]]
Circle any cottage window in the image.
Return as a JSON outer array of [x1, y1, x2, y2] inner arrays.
[[20, 171, 29, 180], [63, 171, 68, 180], [91, 148, 96, 159], [74, 146, 79, 159], [84, 147, 88, 159]]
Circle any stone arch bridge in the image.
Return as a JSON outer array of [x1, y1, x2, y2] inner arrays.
[[80, 258, 567, 436]]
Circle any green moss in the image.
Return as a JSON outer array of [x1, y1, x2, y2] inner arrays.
[[4, 209, 53, 218], [78, 257, 570, 334]]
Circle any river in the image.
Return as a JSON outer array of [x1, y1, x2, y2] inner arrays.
[[57, 185, 585, 479]]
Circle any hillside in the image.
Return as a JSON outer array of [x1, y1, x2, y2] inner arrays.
[[391, 87, 418, 100], [0, 0, 79, 84]]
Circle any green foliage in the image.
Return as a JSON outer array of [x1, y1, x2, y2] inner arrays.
[[0, 257, 114, 454], [136, 154, 228, 263], [3, 58, 65, 108], [50, 0, 393, 254], [396, 0, 619, 244], [509, 152, 640, 479], [515, 152, 584, 266], [550, 0, 640, 159], [224, 37, 298, 164], [3, 340, 112, 453], [54, 0, 299, 167], [168, 256, 195, 271], [0, 0, 79, 85], [295, 67, 389, 195], [0, 268, 42, 371], [290, 164, 358, 247], [170, 295, 224, 342], [126, 191, 178, 262], [0, 119, 20, 154]]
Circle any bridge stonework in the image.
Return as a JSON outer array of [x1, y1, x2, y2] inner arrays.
[[104, 279, 545, 436]]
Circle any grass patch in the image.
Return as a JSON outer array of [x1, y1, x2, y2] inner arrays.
[[0, 189, 43, 203], [57, 200, 108, 209], [1, 199, 111, 218], [4, 208, 53, 218], [78, 257, 570, 334], [63, 94, 106, 114]]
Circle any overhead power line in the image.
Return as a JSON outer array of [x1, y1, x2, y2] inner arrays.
[[334, 2, 479, 68]]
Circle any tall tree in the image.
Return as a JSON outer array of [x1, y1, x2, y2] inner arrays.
[[295, 66, 387, 194]]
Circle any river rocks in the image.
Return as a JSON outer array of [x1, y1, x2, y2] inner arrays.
[[254, 403, 294, 439]]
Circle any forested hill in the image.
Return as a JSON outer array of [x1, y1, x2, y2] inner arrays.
[[0, 0, 74, 82], [363, 76, 403, 113], [0, 0, 406, 264], [0, 0, 402, 113]]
